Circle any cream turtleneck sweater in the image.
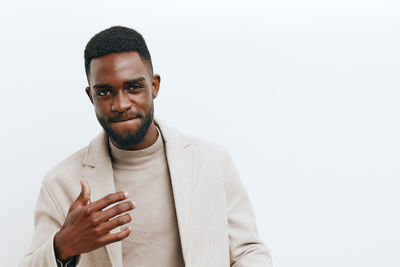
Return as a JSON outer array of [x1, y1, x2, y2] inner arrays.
[[109, 128, 184, 267]]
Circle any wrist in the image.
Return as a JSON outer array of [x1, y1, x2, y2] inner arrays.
[[54, 231, 75, 262]]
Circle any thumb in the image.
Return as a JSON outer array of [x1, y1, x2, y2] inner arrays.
[[72, 179, 91, 209]]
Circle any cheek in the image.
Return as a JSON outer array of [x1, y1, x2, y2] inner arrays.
[[93, 101, 110, 117], [132, 92, 153, 108]]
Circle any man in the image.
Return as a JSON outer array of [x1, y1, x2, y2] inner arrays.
[[20, 26, 272, 267]]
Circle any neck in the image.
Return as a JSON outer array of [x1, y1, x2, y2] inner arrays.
[[110, 122, 158, 151]]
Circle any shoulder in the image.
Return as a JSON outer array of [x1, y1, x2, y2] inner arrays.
[[38, 145, 90, 216], [43, 131, 107, 187], [42, 145, 88, 187], [168, 126, 244, 197], [158, 119, 231, 158], [184, 133, 231, 159]]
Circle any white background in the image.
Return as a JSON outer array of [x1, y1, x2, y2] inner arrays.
[[1, 0, 399, 266]]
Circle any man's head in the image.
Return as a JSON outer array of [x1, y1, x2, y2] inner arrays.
[[84, 26, 160, 150]]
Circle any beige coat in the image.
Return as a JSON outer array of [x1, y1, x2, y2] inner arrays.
[[20, 119, 272, 267]]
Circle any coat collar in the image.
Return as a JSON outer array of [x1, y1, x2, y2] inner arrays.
[[81, 118, 194, 267]]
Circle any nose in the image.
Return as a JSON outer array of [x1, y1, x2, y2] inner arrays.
[[111, 91, 132, 113]]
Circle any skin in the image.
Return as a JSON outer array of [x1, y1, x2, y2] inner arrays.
[[54, 51, 161, 261]]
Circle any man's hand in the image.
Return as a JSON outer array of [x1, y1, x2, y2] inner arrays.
[[54, 179, 135, 261]]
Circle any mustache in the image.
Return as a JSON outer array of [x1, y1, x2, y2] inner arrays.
[[110, 112, 142, 122]]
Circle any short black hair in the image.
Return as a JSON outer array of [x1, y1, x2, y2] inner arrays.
[[84, 26, 153, 79]]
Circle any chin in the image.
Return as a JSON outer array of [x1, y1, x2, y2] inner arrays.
[[112, 132, 146, 147], [107, 123, 150, 147], [112, 125, 140, 136]]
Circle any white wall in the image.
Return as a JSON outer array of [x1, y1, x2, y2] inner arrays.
[[1, 0, 399, 266]]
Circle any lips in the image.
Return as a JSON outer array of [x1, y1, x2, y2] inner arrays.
[[111, 115, 140, 122]]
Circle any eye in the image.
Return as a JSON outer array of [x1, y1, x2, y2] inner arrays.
[[96, 89, 111, 96], [128, 85, 142, 91]]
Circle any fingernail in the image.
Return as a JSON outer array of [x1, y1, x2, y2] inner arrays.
[[123, 191, 129, 197], [131, 201, 136, 208]]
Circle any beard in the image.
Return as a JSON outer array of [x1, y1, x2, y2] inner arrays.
[[97, 104, 154, 148]]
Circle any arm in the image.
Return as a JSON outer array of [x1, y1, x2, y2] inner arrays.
[[19, 181, 65, 267], [222, 151, 273, 267]]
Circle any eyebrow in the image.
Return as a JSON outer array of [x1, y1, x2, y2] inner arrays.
[[93, 77, 146, 90], [93, 83, 112, 90], [124, 77, 146, 86]]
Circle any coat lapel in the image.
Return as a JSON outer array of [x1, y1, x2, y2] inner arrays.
[[82, 132, 122, 267], [156, 120, 195, 265]]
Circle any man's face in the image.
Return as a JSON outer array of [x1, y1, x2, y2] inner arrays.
[[86, 51, 160, 148]]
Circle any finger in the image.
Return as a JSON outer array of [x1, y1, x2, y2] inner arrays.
[[96, 213, 132, 235], [98, 226, 131, 246], [99, 200, 135, 221], [70, 179, 91, 210], [87, 191, 129, 212], [79, 179, 91, 205]]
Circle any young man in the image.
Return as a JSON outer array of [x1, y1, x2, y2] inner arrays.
[[20, 26, 272, 267]]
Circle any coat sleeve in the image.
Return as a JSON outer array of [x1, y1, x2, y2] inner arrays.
[[221, 150, 273, 267], [19, 180, 66, 267]]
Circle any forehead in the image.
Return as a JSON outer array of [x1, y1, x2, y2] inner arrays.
[[89, 51, 150, 85]]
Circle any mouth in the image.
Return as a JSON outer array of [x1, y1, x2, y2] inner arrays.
[[111, 116, 140, 123]]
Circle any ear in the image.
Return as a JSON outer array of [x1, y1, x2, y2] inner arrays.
[[151, 74, 161, 99], [85, 86, 94, 104]]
